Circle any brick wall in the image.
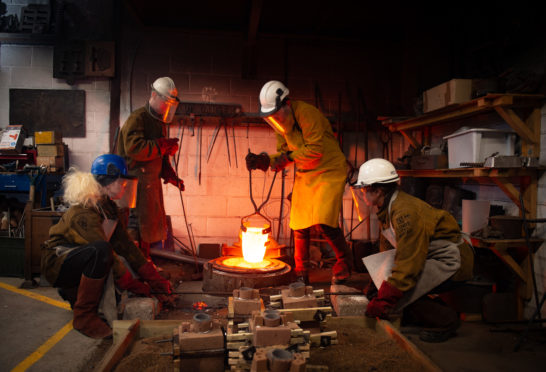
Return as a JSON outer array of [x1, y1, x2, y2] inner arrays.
[[0, 44, 111, 168]]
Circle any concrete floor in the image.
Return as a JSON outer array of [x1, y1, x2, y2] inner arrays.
[[1, 272, 546, 372]]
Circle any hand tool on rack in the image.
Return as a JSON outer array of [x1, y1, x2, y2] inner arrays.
[[206, 117, 231, 167], [189, 114, 195, 136], [195, 118, 202, 184], [198, 118, 203, 184], [232, 121, 238, 168]]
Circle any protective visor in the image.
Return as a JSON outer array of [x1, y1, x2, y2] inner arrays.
[[350, 186, 371, 222], [264, 116, 286, 134], [113, 176, 138, 209], [150, 92, 180, 123]]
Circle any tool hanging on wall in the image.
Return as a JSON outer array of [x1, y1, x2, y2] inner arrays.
[[231, 121, 238, 168], [206, 117, 232, 167], [173, 117, 184, 170], [194, 119, 203, 185]]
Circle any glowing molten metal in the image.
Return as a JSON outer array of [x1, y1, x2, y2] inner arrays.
[[241, 226, 268, 263]]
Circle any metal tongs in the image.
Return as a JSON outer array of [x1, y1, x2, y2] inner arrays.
[[241, 150, 277, 234]]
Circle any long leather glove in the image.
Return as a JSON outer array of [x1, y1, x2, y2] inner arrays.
[[245, 152, 270, 171], [115, 269, 151, 296], [137, 261, 172, 295], [365, 280, 404, 319], [271, 152, 293, 172], [157, 137, 179, 156], [161, 158, 185, 191]]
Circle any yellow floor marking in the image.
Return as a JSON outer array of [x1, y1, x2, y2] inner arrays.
[[0, 281, 71, 310], [10, 320, 74, 372]]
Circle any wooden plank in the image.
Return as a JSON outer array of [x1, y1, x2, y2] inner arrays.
[[375, 319, 442, 372], [399, 130, 421, 149], [95, 319, 140, 372]]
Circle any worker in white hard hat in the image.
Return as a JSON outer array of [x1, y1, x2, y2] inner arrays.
[[116, 77, 184, 258], [246, 80, 351, 285], [352, 158, 474, 342]]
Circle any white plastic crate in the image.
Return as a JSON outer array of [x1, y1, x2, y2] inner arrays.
[[443, 128, 516, 168]]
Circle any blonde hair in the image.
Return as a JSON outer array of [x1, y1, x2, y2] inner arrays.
[[62, 167, 102, 208]]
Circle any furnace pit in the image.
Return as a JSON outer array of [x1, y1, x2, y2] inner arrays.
[[202, 256, 292, 292]]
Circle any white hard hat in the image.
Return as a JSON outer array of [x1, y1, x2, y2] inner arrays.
[[151, 77, 179, 102], [354, 158, 399, 187], [259, 80, 289, 116]]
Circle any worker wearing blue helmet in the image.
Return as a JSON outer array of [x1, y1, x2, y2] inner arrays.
[[41, 154, 174, 339]]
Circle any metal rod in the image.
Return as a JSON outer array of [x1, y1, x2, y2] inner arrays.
[[150, 248, 207, 266]]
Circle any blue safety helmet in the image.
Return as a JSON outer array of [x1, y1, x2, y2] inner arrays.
[[91, 154, 128, 186]]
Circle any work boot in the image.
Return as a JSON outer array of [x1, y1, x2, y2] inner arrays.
[[72, 274, 112, 339], [294, 270, 309, 285], [403, 296, 460, 343]]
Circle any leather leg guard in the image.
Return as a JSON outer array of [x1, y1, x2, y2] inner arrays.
[[319, 225, 351, 283], [293, 229, 310, 283], [72, 274, 112, 339]]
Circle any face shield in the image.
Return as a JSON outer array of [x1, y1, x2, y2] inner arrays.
[[104, 176, 138, 209], [149, 92, 179, 123], [264, 106, 294, 134], [350, 186, 374, 221]]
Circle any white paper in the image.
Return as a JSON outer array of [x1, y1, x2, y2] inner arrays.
[[362, 249, 396, 289]]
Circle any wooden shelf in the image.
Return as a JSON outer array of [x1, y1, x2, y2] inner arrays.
[[382, 93, 545, 133], [381, 93, 545, 158], [0, 32, 57, 45], [397, 167, 541, 178]]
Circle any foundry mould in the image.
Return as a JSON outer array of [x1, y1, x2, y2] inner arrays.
[[269, 283, 325, 310], [203, 256, 292, 293], [173, 313, 224, 355], [226, 309, 312, 370], [172, 313, 226, 371], [249, 309, 304, 347], [250, 347, 306, 372], [230, 287, 264, 317]]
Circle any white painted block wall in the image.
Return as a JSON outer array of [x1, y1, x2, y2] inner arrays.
[[0, 44, 111, 169]]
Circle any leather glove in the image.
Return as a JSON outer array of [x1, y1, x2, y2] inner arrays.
[[157, 137, 179, 156], [161, 158, 185, 191], [164, 177, 185, 191], [365, 280, 404, 319], [137, 261, 173, 295], [271, 152, 293, 172], [245, 152, 270, 172], [115, 269, 151, 296]]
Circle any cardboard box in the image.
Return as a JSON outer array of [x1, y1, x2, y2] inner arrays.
[[423, 79, 472, 113], [0, 125, 26, 153], [35, 131, 61, 145], [37, 143, 65, 157], [36, 156, 64, 171]]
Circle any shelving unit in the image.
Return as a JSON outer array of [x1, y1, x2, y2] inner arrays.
[[382, 93, 545, 318], [382, 93, 545, 220]]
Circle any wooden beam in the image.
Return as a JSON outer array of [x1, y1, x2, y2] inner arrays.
[[493, 107, 536, 144], [522, 108, 541, 157], [399, 130, 421, 149], [490, 178, 522, 210], [95, 319, 140, 372], [242, 0, 262, 79], [376, 320, 442, 372]]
